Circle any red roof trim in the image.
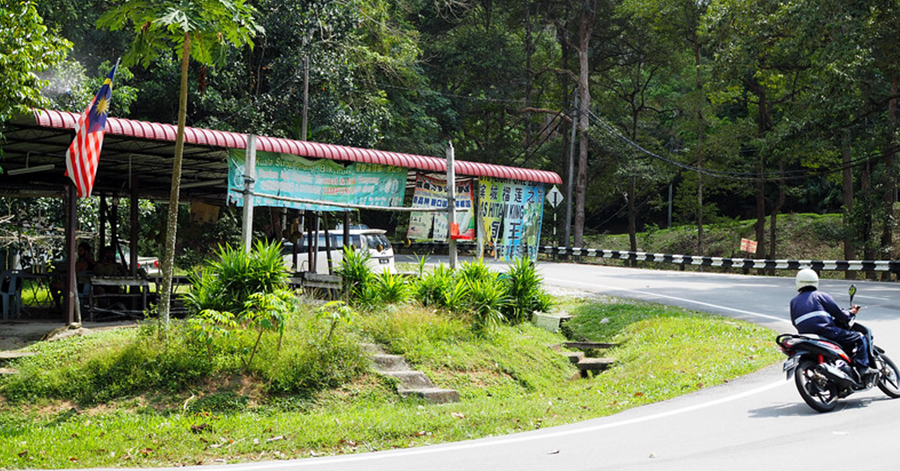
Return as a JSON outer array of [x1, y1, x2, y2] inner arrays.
[[33, 109, 562, 184]]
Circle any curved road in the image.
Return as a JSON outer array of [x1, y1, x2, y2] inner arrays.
[[228, 262, 900, 471]]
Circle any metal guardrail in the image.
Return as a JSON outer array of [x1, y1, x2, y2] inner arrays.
[[536, 246, 900, 273], [400, 242, 900, 273]]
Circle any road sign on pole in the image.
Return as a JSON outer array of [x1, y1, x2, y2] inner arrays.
[[547, 185, 563, 208]]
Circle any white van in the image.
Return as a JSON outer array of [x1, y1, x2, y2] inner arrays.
[[282, 228, 395, 274]]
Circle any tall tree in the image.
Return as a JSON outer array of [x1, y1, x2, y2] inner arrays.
[[98, 0, 263, 325], [0, 1, 70, 126]]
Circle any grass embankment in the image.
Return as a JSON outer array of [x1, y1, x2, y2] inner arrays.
[[0, 296, 780, 469]]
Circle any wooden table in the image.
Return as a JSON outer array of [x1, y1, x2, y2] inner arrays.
[[85, 276, 150, 321]]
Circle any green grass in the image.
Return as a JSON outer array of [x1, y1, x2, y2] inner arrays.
[[0, 297, 781, 469]]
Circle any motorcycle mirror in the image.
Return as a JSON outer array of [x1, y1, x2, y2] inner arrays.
[[849, 284, 857, 304]]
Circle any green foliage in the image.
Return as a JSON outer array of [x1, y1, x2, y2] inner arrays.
[[97, 0, 264, 69], [0, 1, 71, 124], [465, 278, 509, 336], [183, 240, 289, 317], [316, 300, 355, 343], [371, 271, 412, 305], [456, 259, 494, 284], [2, 322, 211, 404], [337, 245, 375, 306], [185, 391, 249, 413], [415, 263, 454, 307], [503, 257, 552, 324]]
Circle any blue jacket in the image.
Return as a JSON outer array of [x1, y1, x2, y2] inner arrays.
[[789, 289, 853, 336]]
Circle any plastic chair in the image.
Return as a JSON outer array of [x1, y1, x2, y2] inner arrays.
[[0, 269, 23, 320]]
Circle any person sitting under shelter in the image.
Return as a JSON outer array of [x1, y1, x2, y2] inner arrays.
[[49, 242, 95, 309], [93, 246, 126, 277]]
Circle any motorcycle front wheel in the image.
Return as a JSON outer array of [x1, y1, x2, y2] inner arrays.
[[795, 359, 838, 412], [874, 353, 900, 398]]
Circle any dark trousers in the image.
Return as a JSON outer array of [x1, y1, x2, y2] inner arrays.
[[824, 328, 870, 368]]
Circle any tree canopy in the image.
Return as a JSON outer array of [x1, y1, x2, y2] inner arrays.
[[6, 0, 900, 264]]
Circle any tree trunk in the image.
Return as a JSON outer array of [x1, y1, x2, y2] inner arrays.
[[768, 165, 786, 275], [880, 75, 897, 281], [573, 0, 595, 249], [628, 174, 637, 266], [158, 33, 191, 326], [695, 40, 704, 255], [862, 160, 874, 279], [842, 129, 856, 280]]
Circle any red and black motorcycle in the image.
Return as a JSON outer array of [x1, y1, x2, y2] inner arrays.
[[776, 285, 900, 412]]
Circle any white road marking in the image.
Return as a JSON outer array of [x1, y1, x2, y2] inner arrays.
[[545, 277, 793, 327]]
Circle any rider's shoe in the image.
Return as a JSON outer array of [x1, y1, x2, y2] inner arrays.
[[857, 366, 879, 381]]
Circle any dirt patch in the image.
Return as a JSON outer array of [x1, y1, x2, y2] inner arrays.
[[0, 320, 139, 351]]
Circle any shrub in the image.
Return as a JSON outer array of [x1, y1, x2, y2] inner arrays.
[[338, 245, 375, 306], [503, 257, 552, 324], [465, 277, 510, 336], [416, 263, 454, 307], [183, 240, 289, 316], [371, 271, 412, 305]]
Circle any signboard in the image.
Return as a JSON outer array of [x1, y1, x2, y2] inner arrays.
[[407, 174, 475, 241], [740, 238, 758, 254], [479, 177, 545, 261], [546, 185, 563, 208], [227, 149, 406, 210]]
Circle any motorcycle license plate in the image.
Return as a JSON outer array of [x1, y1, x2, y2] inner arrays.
[[783, 356, 799, 379]]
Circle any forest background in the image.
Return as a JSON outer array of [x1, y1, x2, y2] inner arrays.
[[3, 0, 900, 272]]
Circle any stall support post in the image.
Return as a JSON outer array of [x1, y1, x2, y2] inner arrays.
[[241, 134, 257, 253], [447, 141, 457, 270]]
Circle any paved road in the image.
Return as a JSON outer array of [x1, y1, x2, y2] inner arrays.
[[229, 262, 900, 471]]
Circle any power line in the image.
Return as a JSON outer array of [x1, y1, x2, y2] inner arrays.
[[586, 109, 894, 182]]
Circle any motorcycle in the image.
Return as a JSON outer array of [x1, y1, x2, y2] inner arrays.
[[776, 284, 900, 412]]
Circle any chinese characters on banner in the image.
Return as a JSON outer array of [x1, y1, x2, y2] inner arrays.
[[407, 175, 545, 261], [407, 174, 475, 240], [227, 150, 406, 210], [479, 177, 544, 261]]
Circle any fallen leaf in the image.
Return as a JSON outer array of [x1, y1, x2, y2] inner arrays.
[[633, 392, 644, 397], [451, 412, 466, 419], [17, 451, 27, 458], [547, 449, 560, 455], [266, 436, 285, 442]]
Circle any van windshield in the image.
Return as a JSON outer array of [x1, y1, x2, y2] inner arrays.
[[290, 233, 363, 251]]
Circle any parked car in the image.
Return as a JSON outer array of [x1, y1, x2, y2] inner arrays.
[[282, 228, 395, 274], [116, 252, 161, 277]]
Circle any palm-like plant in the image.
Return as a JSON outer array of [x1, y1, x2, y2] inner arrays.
[[98, 0, 263, 325]]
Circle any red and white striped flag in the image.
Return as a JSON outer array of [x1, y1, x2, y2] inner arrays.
[[65, 63, 117, 198]]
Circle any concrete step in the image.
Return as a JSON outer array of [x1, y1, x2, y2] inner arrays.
[[399, 387, 460, 404], [0, 367, 17, 375], [564, 342, 618, 350], [577, 357, 615, 378], [384, 370, 437, 389], [0, 351, 38, 361], [562, 351, 585, 364], [371, 354, 408, 372]]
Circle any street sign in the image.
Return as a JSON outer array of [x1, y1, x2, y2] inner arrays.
[[546, 185, 563, 208]]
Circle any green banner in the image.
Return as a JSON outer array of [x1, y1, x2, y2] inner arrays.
[[228, 150, 406, 210]]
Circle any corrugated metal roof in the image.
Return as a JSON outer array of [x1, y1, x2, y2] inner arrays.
[[33, 109, 563, 185]]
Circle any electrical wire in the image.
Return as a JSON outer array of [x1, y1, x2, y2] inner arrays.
[[586, 109, 896, 182]]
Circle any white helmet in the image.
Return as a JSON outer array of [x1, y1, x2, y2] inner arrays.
[[796, 268, 819, 291]]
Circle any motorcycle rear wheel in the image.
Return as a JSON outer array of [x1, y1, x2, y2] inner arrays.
[[875, 354, 900, 398], [795, 360, 838, 412]]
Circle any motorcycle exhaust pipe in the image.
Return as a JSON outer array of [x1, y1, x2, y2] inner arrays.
[[818, 363, 859, 388]]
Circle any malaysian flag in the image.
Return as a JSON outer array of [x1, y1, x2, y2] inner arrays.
[[65, 62, 118, 198]]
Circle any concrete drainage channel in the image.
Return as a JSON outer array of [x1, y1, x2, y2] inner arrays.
[[533, 312, 618, 378], [363, 343, 460, 404]]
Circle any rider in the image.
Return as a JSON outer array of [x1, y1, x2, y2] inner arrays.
[[790, 268, 877, 379]]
